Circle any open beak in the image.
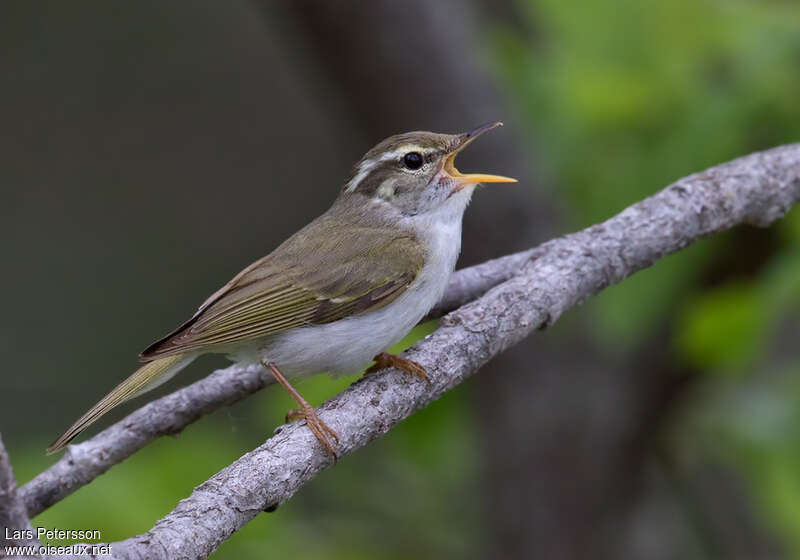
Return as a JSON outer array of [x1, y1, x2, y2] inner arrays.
[[443, 121, 517, 193]]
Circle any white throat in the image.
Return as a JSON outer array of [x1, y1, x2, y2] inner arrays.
[[403, 184, 475, 273]]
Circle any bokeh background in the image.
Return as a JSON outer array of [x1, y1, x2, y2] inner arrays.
[[2, 1, 800, 558]]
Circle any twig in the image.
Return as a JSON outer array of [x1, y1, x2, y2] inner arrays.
[[1, 435, 41, 556], [20, 363, 270, 519]]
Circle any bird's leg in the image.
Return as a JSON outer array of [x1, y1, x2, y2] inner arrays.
[[364, 352, 430, 386], [262, 361, 339, 459]]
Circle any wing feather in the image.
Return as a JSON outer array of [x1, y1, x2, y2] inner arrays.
[[140, 210, 424, 360]]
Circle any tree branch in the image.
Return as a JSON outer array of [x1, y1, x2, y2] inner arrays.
[[20, 363, 272, 519], [1, 435, 41, 553], [29, 144, 800, 559]]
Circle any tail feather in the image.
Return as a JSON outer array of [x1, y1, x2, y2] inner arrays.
[[47, 354, 195, 454]]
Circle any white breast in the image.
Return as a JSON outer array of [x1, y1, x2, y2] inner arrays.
[[233, 188, 473, 378]]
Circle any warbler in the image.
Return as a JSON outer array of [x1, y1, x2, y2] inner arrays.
[[48, 122, 515, 457]]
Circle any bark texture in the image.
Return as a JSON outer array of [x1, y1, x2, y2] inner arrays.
[[1, 435, 40, 553]]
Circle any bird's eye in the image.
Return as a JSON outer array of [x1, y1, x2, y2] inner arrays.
[[403, 152, 423, 170]]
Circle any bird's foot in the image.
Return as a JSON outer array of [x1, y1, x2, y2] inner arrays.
[[262, 360, 339, 460], [364, 352, 430, 386], [285, 404, 339, 460]]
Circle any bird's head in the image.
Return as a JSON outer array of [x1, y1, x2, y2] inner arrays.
[[342, 122, 516, 217]]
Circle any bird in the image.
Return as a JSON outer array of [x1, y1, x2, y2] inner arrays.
[[47, 121, 516, 458]]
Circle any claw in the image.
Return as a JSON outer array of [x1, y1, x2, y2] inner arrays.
[[365, 352, 431, 387], [286, 404, 339, 460]]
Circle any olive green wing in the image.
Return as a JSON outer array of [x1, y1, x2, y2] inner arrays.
[[140, 222, 425, 360]]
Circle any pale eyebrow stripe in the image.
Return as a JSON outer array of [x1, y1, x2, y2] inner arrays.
[[344, 145, 436, 193], [344, 160, 378, 193]]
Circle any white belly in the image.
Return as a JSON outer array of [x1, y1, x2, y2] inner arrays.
[[254, 279, 440, 378]]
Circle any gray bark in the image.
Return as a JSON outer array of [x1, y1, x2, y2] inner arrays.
[[1, 435, 40, 555], [28, 143, 800, 559], [20, 365, 273, 519]]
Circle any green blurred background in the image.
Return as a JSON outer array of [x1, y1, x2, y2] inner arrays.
[[2, 1, 800, 558]]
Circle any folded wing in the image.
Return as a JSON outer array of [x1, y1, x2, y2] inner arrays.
[[140, 215, 424, 360]]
